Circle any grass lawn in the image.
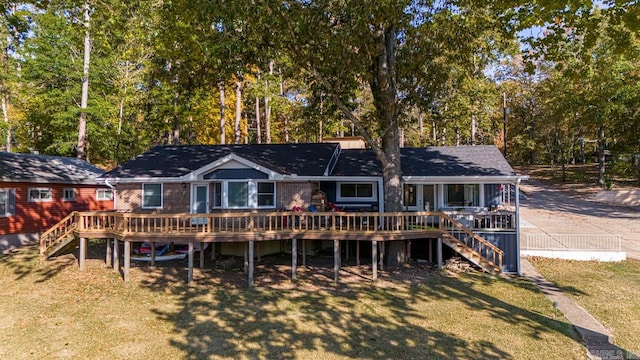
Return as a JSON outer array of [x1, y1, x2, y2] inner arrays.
[[529, 257, 640, 357], [0, 243, 587, 360]]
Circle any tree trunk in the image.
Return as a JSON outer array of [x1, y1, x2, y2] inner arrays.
[[255, 96, 261, 144], [77, 0, 92, 159], [172, 91, 180, 145], [219, 81, 225, 144], [598, 125, 606, 188], [265, 60, 274, 144], [235, 80, 242, 144], [2, 95, 10, 152], [369, 25, 403, 212]]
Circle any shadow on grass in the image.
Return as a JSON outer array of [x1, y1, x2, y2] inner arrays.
[[0, 244, 76, 282], [128, 256, 587, 360]]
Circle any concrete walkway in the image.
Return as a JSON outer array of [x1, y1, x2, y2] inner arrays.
[[521, 258, 628, 360]]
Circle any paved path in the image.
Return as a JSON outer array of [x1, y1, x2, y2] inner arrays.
[[519, 180, 640, 259], [521, 259, 627, 360]]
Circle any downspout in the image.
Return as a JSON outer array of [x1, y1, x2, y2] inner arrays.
[[105, 178, 116, 210], [515, 177, 521, 275]]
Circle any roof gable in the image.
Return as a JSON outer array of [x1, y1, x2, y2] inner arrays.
[[0, 152, 105, 184]]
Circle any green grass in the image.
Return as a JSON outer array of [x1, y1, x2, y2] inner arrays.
[[530, 257, 640, 357], [0, 244, 587, 359]]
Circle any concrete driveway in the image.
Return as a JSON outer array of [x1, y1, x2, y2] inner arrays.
[[519, 180, 640, 260]]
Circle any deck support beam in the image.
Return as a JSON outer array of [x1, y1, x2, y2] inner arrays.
[[333, 239, 339, 283], [188, 240, 194, 284], [200, 242, 205, 269], [105, 238, 112, 267], [113, 238, 119, 272], [248, 241, 254, 288], [302, 239, 306, 267], [379, 242, 385, 271], [244, 243, 248, 274], [124, 240, 130, 282], [372, 240, 378, 281], [356, 241, 360, 266], [79, 237, 86, 270], [407, 240, 412, 262], [150, 241, 156, 266], [437, 237, 443, 269], [429, 238, 433, 263], [292, 238, 297, 281]]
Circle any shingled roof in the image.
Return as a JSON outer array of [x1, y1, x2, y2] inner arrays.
[[100, 143, 340, 179], [332, 146, 515, 177], [0, 152, 106, 185]]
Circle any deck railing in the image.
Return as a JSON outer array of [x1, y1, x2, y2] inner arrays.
[[75, 211, 444, 235], [443, 211, 515, 230]]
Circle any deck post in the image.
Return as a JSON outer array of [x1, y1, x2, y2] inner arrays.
[[437, 237, 443, 269], [79, 237, 86, 270], [150, 241, 156, 266], [124, 240, 130, 282], [333, 239, 339, 283], [356, 241, 360, 266], [292, 238, 297, 281], [248, 241, 254, 288], [372, 240, 378, 281], [407, 240, 412, 262], [244, 243, 248, 274], [188, 240, 194, 284], [379, 242, 385, 271], [429, 238, 433, 263], [200, 242, 205, 269], [113, 238, 119, 272], [302, 239, 306, 267], [106, 238, 112, 267]]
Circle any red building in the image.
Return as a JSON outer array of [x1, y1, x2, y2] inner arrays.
[[1, 152, 114, 250]]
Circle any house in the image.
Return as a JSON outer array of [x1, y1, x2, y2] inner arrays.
[[90, 143, 525, 274], [0, 152, 115, 250]]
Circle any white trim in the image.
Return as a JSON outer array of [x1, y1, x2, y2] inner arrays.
[[27, 187, 52, 202], [403, 175, 528, 183], [142, 183, 163, 209]]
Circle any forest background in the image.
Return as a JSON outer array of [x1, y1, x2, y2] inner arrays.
[[1, 1, 638, 193]]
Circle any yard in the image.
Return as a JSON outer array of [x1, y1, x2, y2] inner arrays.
[[529, 257, 640, 357], [0, 242, 587, 360]]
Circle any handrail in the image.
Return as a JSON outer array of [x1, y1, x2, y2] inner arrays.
[[439, 213, 503, 269], [40, 211, 79, 254]]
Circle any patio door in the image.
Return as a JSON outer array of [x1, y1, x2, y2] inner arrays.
[[405, 184, 437, 211], [191, 184, 209, 224]]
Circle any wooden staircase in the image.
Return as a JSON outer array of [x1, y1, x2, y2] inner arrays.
[[439, 214, 503, 275], [40, 212, 79, 258]]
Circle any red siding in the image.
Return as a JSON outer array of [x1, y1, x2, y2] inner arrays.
[[0, 182, 114, 235]]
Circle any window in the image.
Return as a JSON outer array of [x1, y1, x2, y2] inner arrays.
[[0, 190, 7, 216], [257, 182, 275, 207], [28, 188, 52, 202], [142, 183, 162, 208], [337, 183, 375, 201], [228, 182, 248, 208], [215, 181, 276, 209], [213, 182, 222, 208], [97, 189, 114, 201], [445, 184, 479, 207], [63, 188, 76, 201]]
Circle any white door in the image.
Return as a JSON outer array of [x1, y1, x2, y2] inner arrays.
[[191, 184, 209, 224]]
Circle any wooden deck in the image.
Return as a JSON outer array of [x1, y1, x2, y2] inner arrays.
[[40, 211, 510, 286]]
